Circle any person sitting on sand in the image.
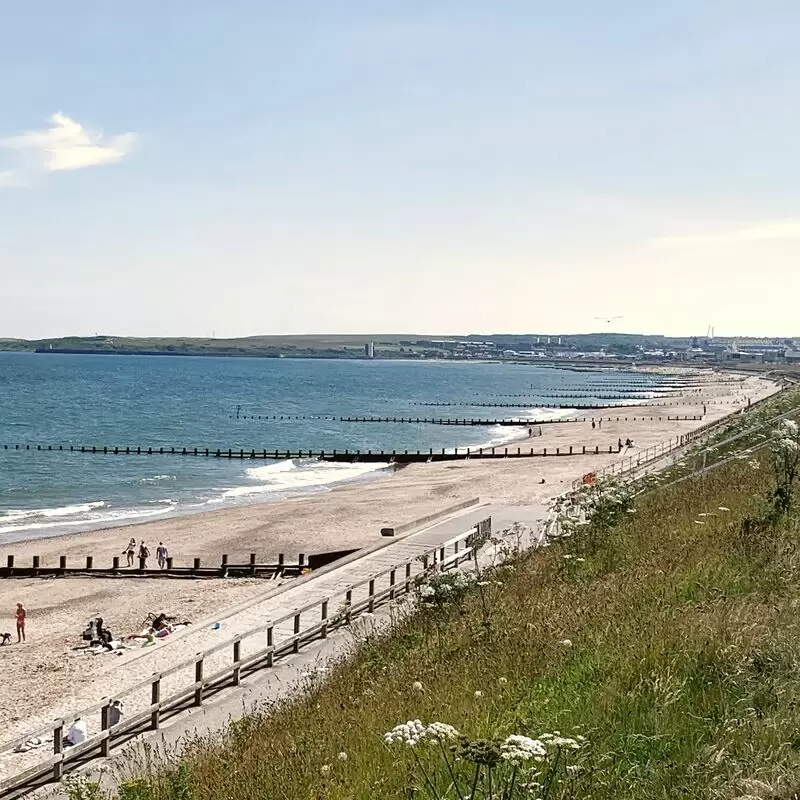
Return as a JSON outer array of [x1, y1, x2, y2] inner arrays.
[[15, 603, 25, 643], [65, 718, 87, 747], [123, 538, 136, 567], [108, 700, 124, 727]]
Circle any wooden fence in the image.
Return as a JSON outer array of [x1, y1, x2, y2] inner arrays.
[[0, 519, 490, 798]]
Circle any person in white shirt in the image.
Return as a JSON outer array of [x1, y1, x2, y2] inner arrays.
[[65, 718, 88, 747]]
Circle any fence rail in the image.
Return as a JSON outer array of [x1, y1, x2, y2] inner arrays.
[[0, 519, 491, 798]]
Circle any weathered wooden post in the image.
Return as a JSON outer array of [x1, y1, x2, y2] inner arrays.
[[194, 656, 204, 706], [232, 638, 242, 686], [52, 719, 64, 780], [101, 702, 111, 756], [266, 626, 274, 667], [293, 612, 301, 653], [151, 674, 161, 729], [321, 600, 329, 638]]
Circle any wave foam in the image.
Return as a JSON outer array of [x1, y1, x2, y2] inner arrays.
[[221, 459, 390, 499]]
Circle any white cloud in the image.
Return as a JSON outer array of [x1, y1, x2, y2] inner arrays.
[[0, 112, 137, 173], [0, 170, 18, 186], [654, 219, 800, 247]]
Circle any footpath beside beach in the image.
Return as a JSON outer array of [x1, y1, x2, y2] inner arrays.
[[0, 371, 778, 780]]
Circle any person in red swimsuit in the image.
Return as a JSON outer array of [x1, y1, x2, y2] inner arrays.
[[15, 603, 26, 643]]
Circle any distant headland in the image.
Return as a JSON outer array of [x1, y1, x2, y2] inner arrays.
[[1, 333, 799, 365]]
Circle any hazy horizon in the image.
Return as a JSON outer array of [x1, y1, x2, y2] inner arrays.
[[3, 3, 799, 339]]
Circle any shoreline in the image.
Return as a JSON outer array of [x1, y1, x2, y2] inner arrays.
[[0, 371, 779, 758]]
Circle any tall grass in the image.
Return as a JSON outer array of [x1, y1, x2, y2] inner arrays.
[[76, 398, 800, 799]]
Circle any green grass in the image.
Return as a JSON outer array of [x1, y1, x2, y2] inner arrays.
[[72, 400, 800, 800]]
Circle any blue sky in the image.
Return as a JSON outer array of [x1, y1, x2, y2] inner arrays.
[[2, 1, 799, 338]]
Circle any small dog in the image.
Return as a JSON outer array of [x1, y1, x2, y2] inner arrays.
[[0, 632, 12, 645]]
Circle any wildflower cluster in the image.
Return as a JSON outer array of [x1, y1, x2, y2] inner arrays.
[[383, 720, 588, 799], [415, 568, 475, 608], [768, 418, 800, 517], [499, 735, 547, 764]]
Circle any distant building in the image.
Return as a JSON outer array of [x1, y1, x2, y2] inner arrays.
[[365, 342, 375, 358]]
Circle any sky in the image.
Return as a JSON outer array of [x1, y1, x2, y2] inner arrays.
[[2, 1, 800, 340]]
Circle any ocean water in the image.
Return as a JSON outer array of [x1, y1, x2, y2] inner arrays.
[[0, 353, 666, 542]]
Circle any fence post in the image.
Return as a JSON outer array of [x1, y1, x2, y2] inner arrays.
[[405, 562, 412, 593], [52, 719, 64, 780], [439, 546, 446, 564], [151, 674, 161, 729], [321, 600, 329, 638], [193, 557, 201, 571], [266, 626, 274, 667], [33, 555, 40, 575], [345, 589, 353, 624], [194, 656, 204, 706], [293, 612, 301, 653], [250, 553, 256, 576], [101, 702, 111, 756], [85, 556, 93, 570], [59, 556, 67, 574], [368, 578, 376, 612], [6, 554, 13, 573], [389, 569, 396, 600], [232, 638, 242, 686]]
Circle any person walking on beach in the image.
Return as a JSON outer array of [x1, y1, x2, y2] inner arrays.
[[528, 427, 533, 438], [138, 541, 150, 568], [598, 419, 602, 429], [591, 420, 596, 430], [123, 538, 136, 567], [156, 542, 168, 569], [15, 603, 26, 643]]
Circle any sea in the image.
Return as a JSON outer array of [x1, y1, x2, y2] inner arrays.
[[0, 353, 669, 543]]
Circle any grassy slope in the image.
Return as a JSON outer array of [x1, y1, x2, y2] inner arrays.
[[81, 393, 800, 800]]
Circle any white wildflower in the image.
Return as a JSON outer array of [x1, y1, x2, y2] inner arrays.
[[500, 734, 547, 764], [424, 722, 460, 741], [498, 677, 508, 685], [474, 690, 483, 698], [384, 719, 426, 747], [566, 764, 582, 776], [539, 733, 581, 749], [718, 506, 730, 512], [337, 752, 348, 761], [477, 580, 490, 586], [412, 681, 423, 692], [419, 585, 435, 598], [558, 639, 572, 647], [320, 764, 331, 774]]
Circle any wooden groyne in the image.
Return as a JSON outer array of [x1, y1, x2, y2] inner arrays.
[[411, 399, 736, 408], [0, 553, 307, 580], [309, 414, 702, 426], [1, 440, 698, 463], [0, 550, 356, 581]]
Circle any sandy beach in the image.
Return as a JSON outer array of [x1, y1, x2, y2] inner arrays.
[[0, 370, 778, 750]]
